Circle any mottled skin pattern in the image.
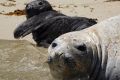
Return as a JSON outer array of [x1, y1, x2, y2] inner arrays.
[[14, 0, 97, 48], [48, 15, 120, 80]]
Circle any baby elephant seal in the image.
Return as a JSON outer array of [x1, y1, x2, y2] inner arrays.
[[25, 0, 53, 18], [14, 0, 97, 48], [48, 15, 120, 80]]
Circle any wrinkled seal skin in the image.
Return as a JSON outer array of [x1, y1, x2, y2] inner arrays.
[[48, 15, 120, 80], [14, 0, 97, 48]]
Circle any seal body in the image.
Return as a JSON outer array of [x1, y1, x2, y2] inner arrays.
[[14, 0, 97, 48], [48, 15, 120, 80]]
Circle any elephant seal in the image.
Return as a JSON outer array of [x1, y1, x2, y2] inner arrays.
[[14, 0, 97, 48], [25, 0, 53, 18], [48, 15, 120, 80]]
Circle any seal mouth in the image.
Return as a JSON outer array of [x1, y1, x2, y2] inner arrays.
[[48, 52, 76, 69]]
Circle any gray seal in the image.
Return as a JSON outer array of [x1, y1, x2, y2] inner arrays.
[[48, 15, 120, 80]]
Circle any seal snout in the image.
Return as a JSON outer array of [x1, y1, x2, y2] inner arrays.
[[47, 52, 64, 64]]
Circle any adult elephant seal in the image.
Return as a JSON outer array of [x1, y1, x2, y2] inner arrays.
[[48, 15, 120, 80]]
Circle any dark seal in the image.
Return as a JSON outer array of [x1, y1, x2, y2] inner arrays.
[[14, 0, 97, 48]]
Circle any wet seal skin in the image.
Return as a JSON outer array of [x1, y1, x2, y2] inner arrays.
[[14, 0, 97, 48], [48, 15, 120, 80]]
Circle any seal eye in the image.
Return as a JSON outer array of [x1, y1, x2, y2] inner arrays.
[[51, 42, 57, 48], [76, 44, 86, 51], [38, 2, 43, 5]]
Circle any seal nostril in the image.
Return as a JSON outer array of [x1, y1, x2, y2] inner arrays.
[[52, 43, 57, 48]]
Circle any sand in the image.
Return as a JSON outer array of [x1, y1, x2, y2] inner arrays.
[[0, 0, 120, 44]]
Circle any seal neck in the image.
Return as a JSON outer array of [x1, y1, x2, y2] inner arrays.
[[87, 31, 103, 80]]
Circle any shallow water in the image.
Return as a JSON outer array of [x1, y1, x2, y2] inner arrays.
[[0, 40, 54, 80]]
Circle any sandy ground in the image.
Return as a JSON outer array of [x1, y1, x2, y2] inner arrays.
[[0, 0, 120, 44]]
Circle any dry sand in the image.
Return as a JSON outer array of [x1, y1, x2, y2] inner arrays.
[[0, 0, 120, 44]]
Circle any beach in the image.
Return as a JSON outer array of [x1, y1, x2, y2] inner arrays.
[[0, 0, 120, 80], [0, 0, 120, 44]]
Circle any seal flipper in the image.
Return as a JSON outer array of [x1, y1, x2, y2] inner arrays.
[[14, 14, 46, 39], [14, 10, 64, 39]]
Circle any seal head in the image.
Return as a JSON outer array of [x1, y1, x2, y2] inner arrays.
[[48, 31, 101, 80], [25, 0, 52, 18]]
